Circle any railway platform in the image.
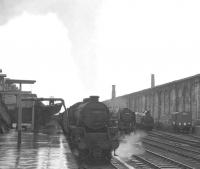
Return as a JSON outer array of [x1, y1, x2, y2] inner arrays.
[[0, 129, 78, 169]]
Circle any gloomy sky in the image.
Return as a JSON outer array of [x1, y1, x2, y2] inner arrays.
[[0, 0, 200, 105]]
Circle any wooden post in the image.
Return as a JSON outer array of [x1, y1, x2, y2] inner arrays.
[[31, 101, 35, 131], [19, 83, 22, 91], [17, 93, 22, 145]]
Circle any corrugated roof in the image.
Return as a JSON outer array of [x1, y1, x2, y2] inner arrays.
[[5, 78, 36, 84]]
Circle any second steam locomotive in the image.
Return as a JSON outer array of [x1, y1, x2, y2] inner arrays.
[[110, 108, 154, 134], [118, 108, 136, 134]]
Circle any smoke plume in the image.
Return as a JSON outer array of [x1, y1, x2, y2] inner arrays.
[[0, 0, 101, 89], [116, 131, 146, 160]]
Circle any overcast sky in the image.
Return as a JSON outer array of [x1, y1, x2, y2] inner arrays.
[[0, 0, 200, 106]]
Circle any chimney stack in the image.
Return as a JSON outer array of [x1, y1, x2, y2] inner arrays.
[[112, 85, 116, 99], [151, 74, 155, 88]]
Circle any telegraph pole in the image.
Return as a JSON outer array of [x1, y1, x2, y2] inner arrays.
[[17, 93, 22, 145], [31, 101, 35, 131]]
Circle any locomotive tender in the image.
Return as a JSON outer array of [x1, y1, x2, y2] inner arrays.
[[60, 96, 119, 161]]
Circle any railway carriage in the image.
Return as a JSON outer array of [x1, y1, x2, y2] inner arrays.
[[171, 112, 192, 133]]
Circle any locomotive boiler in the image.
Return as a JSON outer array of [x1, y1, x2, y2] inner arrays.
[[60, 96, 119, 161]]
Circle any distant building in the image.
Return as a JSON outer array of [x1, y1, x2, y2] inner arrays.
[[104, 74, 200, 127], [0, 73, 36, 109]]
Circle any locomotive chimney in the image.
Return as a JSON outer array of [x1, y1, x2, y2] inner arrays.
[[112, 85, 116, 99], [151, 74, 155, 88], [89, 96, 99, 102]]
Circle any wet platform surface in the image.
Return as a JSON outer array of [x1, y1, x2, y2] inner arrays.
[[0, 130, 78, 169]]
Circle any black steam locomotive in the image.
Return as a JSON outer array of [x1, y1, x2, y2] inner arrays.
[[118, 108, 136, 134], [135, 110, 154, 131], [114, 108, 154, 133], [60, 96, 119, 161]]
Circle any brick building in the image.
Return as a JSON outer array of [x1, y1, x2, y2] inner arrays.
[[104, 74, 200, 128]]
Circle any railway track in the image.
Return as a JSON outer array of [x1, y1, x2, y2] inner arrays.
[[111, 156, 134, 169], [79, 156, 133, 169], [149, 130, 200, 148], [143, 143, 200, 168], [75, 130, 200, 169], [79, 163, 119, 169], [145, 134, 200, 155], [139, 132, 200, 168], [143, 136, 200, 162], [127, 149, 194, 169], [189, 134, 200, 142], [151, 129, 200, 143]]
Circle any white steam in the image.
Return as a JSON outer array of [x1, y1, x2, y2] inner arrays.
[[0, 0, 101, 89], [116, 131, 146, 160]]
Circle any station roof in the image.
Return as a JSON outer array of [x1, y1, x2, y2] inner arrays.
[[0, 74, 6, 78], [0, 91, 33, 95], [21, 97, 64, 101], [5, 78, 36, 84]]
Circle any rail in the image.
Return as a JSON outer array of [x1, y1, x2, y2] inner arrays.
[[149, 130, 200, 147], [78, 156, 134, 169], [131, 149, 194, 169]]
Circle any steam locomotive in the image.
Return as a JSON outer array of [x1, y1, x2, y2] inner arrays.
[[60, 96, 119, 162], [135, 110, 154, 131], [111, 107, 154, 133], [117, 108, 136, 134]]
